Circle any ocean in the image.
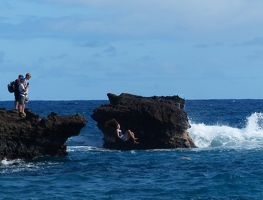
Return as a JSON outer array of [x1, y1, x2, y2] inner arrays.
[[0, 99, 263, 199]]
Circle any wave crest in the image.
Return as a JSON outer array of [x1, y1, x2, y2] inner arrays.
[[189, 112, 263, 148]]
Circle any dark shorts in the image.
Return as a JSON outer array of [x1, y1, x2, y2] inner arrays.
[[14, 91, 20, 101], [19, 95, 26, 105]]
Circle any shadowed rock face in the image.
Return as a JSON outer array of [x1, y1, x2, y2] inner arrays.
[[0, 109, 87, 160], [91, 93, 197, 150]]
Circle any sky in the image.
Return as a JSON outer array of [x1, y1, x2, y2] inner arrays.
[[1, 0, 263, 100]]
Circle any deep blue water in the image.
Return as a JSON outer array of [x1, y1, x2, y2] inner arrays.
[[1, 100, 263, 199]]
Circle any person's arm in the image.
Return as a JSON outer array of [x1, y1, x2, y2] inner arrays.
[[23, 85, 28, 92], [116, 129, 122, 139]]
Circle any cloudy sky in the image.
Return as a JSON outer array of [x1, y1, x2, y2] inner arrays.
[[1, 0, 263, 100]]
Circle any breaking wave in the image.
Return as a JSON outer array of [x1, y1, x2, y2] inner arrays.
[[189, 112, 263, 148]]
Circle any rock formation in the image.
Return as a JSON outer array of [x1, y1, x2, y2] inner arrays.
[[0, 109, 87, 160], [91, 93, 197, 150]]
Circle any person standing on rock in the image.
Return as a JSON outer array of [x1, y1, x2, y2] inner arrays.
[[24, 73, 32, 104], [18, 77, 29, 118], [14, 74, 24, 110]]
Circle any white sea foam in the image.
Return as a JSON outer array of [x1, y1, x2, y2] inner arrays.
[[68, 146, 102, 151], [189, 112, 263, 148], [1, 158, 23, 166], [67, 135, 103, 148]]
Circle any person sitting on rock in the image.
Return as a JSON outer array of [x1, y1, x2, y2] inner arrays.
[[105, 119, 139, 144], [117, 123, 139, 144]]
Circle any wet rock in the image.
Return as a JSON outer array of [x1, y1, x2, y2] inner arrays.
[[91, 93, 196, 150], [0, 109, 87, 160]]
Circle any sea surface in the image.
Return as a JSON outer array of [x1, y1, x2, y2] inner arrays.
[[1, 99, 263, 200]]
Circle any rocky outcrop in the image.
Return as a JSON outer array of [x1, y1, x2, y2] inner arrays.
[[0, 109, 87, 160], [91, 93, 197, 150]]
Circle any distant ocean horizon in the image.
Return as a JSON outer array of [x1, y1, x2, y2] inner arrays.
[[1, 99, 263, 199]]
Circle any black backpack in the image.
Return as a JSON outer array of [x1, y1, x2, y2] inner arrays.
[[7, 81, 15, 93]]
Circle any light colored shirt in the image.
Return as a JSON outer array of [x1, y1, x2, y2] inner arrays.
[[19, 84, 27, 96]]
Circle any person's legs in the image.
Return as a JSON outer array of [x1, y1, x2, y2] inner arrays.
[[125, 130, 139, 144], [127, 130, 138, 140], [19, 95, 26, 117], [22, 104, 25, 115], [19, 104, 24, 116], [15, 92, 20, 110], [15, 100, 19, 110]]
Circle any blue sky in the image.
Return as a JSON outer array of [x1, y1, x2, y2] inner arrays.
[[1, 0, 263, 100]]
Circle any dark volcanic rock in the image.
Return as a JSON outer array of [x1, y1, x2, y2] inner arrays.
[[91, 93, 197, 150], [0, 109, 87, 160]]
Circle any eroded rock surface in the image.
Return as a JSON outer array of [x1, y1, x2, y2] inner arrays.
[[91, 93, 196, 150], [0, 109, 87, 160]]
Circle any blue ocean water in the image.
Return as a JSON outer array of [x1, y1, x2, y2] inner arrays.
[[1, 100, 263, 199]]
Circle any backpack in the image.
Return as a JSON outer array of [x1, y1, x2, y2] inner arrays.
[[7, 81, 15, 93]]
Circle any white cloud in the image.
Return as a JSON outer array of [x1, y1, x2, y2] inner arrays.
[[2, 0, 263, 100], [2, 0, 263, 42], [235, 37, 263, 47], [31, 0, 263, 29]]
